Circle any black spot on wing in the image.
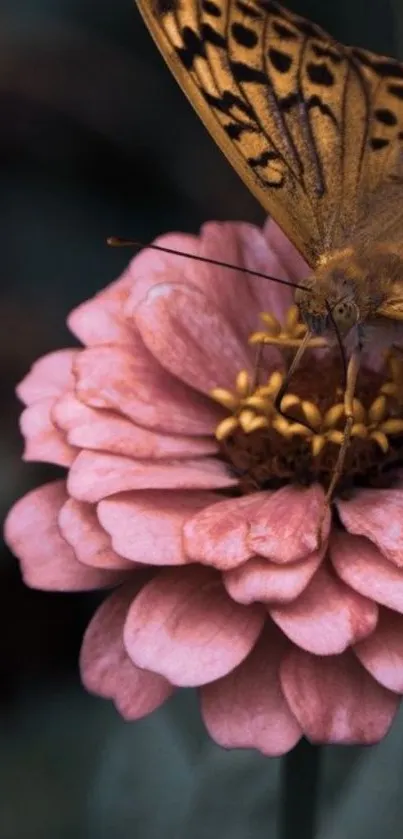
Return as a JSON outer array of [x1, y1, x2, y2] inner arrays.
[[307, 62, 334, 86], [202, 0, 221, 16], [307, 95, 338, 126], [272, 20, 297, 41], [224, 121, 258, 140], [278, 92, 300, 112], [311, 43, 342, 64], [247, 150, 280, 167], [388, 84, 403, 100], [153, 0, 177, 12], [236, 0, 262, 19], [375, 108, 397, 126], [177, 27, 205, 70], [370, 137, 390, 150], [202, 23, 226, 47], [230, 61, 267, 84], [269, 47, 292, 73], [203, 89, 255, 120], [231, 22, 258, 49], [352, 49, 403, 79]]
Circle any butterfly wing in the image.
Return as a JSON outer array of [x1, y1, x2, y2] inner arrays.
[[135, 0, 403, 268]]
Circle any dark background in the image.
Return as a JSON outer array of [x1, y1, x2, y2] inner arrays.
[[1, 2, 403, 837]]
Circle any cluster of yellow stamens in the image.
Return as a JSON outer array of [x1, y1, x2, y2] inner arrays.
[[210, 306, 403, 476]]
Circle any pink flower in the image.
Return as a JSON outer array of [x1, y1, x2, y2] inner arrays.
[[5, 218, 403, 755]]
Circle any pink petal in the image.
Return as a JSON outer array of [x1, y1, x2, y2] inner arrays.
[[52, 392, 217, 459], [271, 564, 378, 655], [123, 566, 265, 687], [58, 498, 134, 570], [355, 609, 403, 693], [74, 344, 219, 435], [201, 624, 302, 756], [134, 282, 253, 394], [4, 481, 123, 590], [183, 492, 268, 570], [126, 226, 262, 343], [223, 548, 324, 605], [17, 349, 77, 406], [281, 648, 399, 744], [98, 490, 217, 565], [247, 485, 330, 563], [331, 531, 403, 614], [337, 489, 403, 567], [20, 399, 76, 467], [68, 451, 236, 503], [67, 270, 135, 346], [80, 584, 173, 719], [235, 221, 296, 322]]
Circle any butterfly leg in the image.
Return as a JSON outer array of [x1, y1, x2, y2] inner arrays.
[[325, 344, 362, 504], [274, 330, 316, 430]]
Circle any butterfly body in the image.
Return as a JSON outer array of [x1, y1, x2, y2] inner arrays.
[[295, 243, 403, 342]]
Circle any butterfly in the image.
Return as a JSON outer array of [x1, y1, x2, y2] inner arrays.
[[134, 0, 403, 500]]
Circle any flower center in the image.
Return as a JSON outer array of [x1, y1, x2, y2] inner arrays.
[[211, 306, 403, 496]]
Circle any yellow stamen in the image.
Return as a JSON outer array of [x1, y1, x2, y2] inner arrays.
[[215, 416, 239, 441], [301, 400, 322, 430], [327, 430, 344, 445], [380, 418, 403, 435], [285, 304, 300, 333], [239, 409, 257, 432], [368, 395, 387, 424], [236, 370, 251, 397], [370, 431, 389, 453], [350, 423, 368, 439], [245, 395, 273, 413], [210, 388, 238, 410], [352, 398, 366, 423], [311, 435, 326, 456], [280, 393, 300, 411], [259, 312, 281, 334], [323, 403, 344, 429]]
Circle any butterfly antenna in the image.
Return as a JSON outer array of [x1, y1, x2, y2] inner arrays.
[[107, 236, 311, 292]]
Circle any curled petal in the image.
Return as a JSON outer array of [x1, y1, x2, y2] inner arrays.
[[123, 566, 265, 687], [20, 399, 76, 466], [337, 489, 403, 567], [201, 624, 302, 756], [223, 548, 324, 605], [98, 490, 217, 565], [17, 349, 77, 406], [68, 451, 236, 503], [280, 648, 399, 744], [271, 564, 378, 655], [4, 481, 122, 590], [184, 492, 267, 569], [59, 498, 134, 570], [135, 282, 253, 395], [331, 531, 403, 614], [74, 345, 218, 435], [126, 225, 265, 343], [53, 392, 217, 459], [247, 485, 330, 563], [80, 584, 173, 720], [355, 609, 403, 693], [68, 270, 135, 346]]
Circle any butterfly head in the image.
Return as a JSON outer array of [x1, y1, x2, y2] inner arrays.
[[295, 262, 361, 340]]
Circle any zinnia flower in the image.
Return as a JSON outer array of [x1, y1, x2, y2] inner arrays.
[[5, 218, 403, 756]]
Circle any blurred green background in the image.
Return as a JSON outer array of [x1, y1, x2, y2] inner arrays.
[[1, 2, 403, 837]]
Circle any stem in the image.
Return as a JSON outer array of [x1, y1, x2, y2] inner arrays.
[[279, 739, 321, 839]]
